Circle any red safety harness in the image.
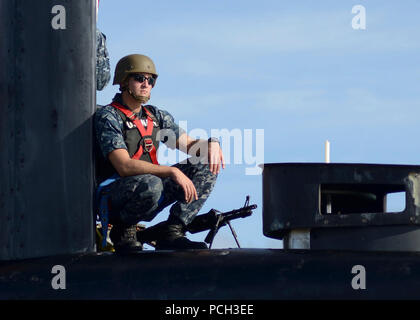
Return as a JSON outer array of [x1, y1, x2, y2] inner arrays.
[[111, 101, 159, 165]]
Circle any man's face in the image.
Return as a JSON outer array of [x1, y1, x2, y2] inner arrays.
[[127, 72, 154, 98]]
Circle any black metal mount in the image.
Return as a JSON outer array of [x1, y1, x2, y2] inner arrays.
[[262, 163, 420, 251]]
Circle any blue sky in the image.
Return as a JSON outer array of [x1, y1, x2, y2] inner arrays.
[[97, 1, 420, 249]]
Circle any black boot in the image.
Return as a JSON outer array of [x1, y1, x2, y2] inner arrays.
[[110, 224, 143, 253], [137, 218, 207, 250]]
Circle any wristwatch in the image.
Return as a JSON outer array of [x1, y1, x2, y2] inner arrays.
[[208, 137, 220, 144]]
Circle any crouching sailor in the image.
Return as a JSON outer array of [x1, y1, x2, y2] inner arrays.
[[94, 54, 224, 252]]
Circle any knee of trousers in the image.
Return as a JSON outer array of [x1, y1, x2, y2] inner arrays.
[[138, 174, 163, 191], [186, 161, 217, 179], [188, 163, 218, 195], [134, 174, 164, 205], [121, 175, 164, 223], [197, 162, 218, 182]]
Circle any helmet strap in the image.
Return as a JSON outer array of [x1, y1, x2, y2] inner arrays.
[[128, 89, 150, 104]]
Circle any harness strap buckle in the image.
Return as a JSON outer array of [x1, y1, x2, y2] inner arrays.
[[143, 137, 154, 153]]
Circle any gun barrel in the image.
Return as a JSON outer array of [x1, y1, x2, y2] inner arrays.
[[221, 205, 257, 219], [187, 204, 257, 234]]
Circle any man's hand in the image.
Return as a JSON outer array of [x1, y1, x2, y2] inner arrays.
[[208, 141, 225, 175], [170, 167, 198, 204], [177, 134, 226, 175], [108, 149, 198, 203]]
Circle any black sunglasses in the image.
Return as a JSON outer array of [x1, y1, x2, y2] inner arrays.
[[131, 74, 156, 87]]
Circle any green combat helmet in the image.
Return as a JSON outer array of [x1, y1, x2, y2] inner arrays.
[[113, 54, 158, 86]]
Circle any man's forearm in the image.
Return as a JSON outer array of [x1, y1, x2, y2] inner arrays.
[[108, 148, 175, 178], [177, 134, 208, 157], [118, 158, 174, 178], [185, 139, 207, 157]]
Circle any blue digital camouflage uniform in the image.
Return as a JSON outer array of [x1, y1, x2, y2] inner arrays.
[[96, 28, 110, 91], [94, 93, 218, 227]]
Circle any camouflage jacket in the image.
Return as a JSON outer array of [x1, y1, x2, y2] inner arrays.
[[94, 93, 186, 162], [96, 28, 111, 91]]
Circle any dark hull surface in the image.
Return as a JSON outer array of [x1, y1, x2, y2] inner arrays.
[[1, 248, 419, 300]]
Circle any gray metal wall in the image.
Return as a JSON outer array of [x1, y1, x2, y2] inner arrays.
[[0, 0, 96, 260]]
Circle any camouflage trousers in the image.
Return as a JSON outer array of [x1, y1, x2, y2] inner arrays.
[[106, 161, 218, 226]]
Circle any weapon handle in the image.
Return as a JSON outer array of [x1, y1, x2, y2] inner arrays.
[[204, 215, 223, 247], [204, 227, 217, 244]]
